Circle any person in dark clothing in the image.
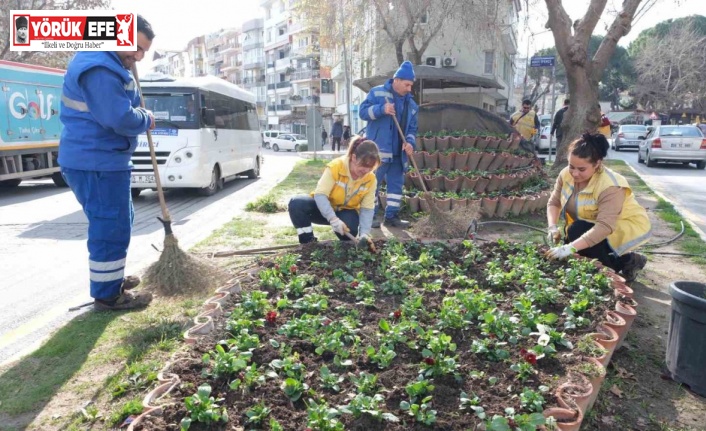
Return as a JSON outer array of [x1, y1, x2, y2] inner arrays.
[[342, 125, 351, 149], [551, 98, 570, 146], [331, 118, 344, 151], [321, 128, 328, 148]]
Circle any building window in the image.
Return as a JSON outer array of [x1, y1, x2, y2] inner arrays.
[[267, 29, 272, 43], [278, 26, 286, 36], [484, 51, 494, 75], [419, 11, 428, 24]]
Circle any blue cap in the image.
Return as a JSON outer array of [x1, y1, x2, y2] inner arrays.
[[393, 61, 415, 81]]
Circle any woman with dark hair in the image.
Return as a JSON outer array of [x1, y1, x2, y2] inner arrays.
[[288, 136, 380, 245], [545, 133, 651, 282]]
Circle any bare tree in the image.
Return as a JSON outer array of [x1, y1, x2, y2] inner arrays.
[[543, 0, 667, 172], [632, 23, 706, 112], [1, 0, 109, 68]]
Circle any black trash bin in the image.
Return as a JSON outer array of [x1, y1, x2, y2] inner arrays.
[[666, 281, 706, 397]]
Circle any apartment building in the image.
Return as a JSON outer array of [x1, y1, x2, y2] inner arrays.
[[326, 0, 521, 129], [241, 18, 268, 126]]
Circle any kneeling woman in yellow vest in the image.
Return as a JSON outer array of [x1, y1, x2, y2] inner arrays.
[[545, 133, 651, 283], [288, 136, 380, 244]]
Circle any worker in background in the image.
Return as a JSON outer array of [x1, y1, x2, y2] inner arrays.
[[510, 99, 540, 141]]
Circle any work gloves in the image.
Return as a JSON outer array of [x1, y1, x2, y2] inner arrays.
[[330, 217, 350, 236], [545, 244, 577, 261], [547, 225, 561, 245]]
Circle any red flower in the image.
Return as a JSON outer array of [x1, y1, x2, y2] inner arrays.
[[322, 318, 332, 326], [351, 280, 359, 288], [519, 348, 528, 356], [266, 310, 278, 323], [424, 357, 436, 366], [274, 264, 280, 270], [393, 310, 402, 320], [289, 264, 298, 274], [521, 350, 538, 365]]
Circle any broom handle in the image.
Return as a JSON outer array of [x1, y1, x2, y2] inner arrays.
[[386, 98, 429, 194], [131, 65, 171, 223]]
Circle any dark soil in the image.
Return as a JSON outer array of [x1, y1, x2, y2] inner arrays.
[[134, 239, 617, 431]]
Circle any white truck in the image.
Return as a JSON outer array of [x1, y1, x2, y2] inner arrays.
[[0, 60, 66, 188]]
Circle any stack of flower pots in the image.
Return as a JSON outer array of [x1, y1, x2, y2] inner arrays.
[[384, 132, 551, 218]]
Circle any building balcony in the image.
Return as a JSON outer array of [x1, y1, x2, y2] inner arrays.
[[289, 95, 319, 107], [502, 26, 518, 55], [242, 18, 264, 33], [275, 57, 291, 72], [267, 104, 292, 114], [289, 69, 320, 81], [243, 38, 262, 50], [243, 60, 265, 70]]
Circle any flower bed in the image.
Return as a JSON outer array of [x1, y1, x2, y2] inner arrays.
[[130, 239, 635, 431]]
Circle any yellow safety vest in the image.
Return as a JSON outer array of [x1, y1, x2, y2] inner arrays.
[[511, 110, 538, 140], [311, 157, 376, 211], [559, 166, 651, 256]]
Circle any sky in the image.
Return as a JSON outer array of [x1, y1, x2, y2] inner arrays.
[[518, 0, 705, 58]]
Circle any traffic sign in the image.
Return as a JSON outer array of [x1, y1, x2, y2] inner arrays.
[[530, 56, 555, 67]]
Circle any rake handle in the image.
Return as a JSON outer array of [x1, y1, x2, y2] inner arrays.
[[386, 98, 428, 194], [131, 65, 171, 224]]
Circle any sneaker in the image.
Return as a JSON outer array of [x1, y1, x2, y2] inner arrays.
[[383, 215, 411, 229], [371, 213, 383, 229], [621, 252, 647, 283], [94, 291, 153, 311], [121, 275, 141, 290]]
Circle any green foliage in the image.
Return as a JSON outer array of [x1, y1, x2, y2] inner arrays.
[[245, 193, 285, 213], [180, 384, 228, 430], [400, 396, 437, 425]]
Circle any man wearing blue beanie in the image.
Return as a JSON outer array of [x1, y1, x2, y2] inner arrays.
[[359, 61, 418, 229]]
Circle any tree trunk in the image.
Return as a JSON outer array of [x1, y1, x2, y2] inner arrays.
[[551, 65, 600, 175], [394, 41, 405, 64]]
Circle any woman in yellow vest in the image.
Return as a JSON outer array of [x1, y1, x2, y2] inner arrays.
[[288, 136, 380, 244], [545, 133, 651, 282]]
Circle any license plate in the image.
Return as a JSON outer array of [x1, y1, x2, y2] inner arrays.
[[131, 175, 155, 184], [670, 143, 689, 148]]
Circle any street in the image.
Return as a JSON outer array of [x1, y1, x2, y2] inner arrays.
[[0, 151, 298, 365], [606, 148, 706, 239]]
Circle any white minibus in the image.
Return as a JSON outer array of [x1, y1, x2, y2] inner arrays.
[[131, 75, 262, 197]]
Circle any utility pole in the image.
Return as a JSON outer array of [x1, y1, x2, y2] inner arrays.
[[339, 0, 351, 127], [548, 63, 556, 162]]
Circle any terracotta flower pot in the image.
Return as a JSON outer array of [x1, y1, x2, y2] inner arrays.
[[126, 406, 164, 431], [499, 173, 515, 190], [498, 137, 513, 150], [451, 197, 468, 210], [510, 196, 525, 216], [603, 311, 628, 346], [520, 195, 536, 214], [419, 194, 432, 212], [557, 373, 593, 414], [517, 155, 533, 168], [590, 324, 619, 360], [438, 152, 454, 171], [404, 171, 414, 189], [509, 134, 521, 150], [421, 136, 436, 152], [487, 152, 509, 171], [496, 195, 514, 218], [411, 152, 426, 170], [423, 151, 438, 170], [425, 175, 442, 191], [463, 135, 478, 148], [474, 177, 490, 194], [184, 315, 215, 344], [443, 176, 461, 193], [481, 196, 499, 218], [461, 175, 479, 191], [406, 195, 421, 213], [613, 282, 634, 299], [475, 136, 490, 151], [543, 407, 582, 431], [476, 152, 496, 172], [216, 279, 241, 294], [433, 196, 452, 211], [409, 171, 425, 190], [485, 174, 503, 193], [453, 152, 469, 170], [436, 136, 450, 152], [449, 136, 464, 149], [466, 152, 482, 171], [485, 137, 501, 150], [615, 299, 638, 347]]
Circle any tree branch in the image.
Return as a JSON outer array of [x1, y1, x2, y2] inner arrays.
[[575, 0, 608, 44], [591, 0, 643, 81], [543, 0, 573, 63]]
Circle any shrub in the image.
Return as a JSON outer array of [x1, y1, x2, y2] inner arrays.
[[245, 194, 285, 213]]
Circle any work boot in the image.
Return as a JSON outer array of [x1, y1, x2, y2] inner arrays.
[[383, 215, 411, 229], [94, 290, 153, 311], [371, 213, 383, 229], [121, 275, 141, 290], [621, 252, 647, 283]]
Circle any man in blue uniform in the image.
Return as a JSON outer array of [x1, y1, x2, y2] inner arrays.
[[59, 15, 156, 310], [359, 61, 418, 228]]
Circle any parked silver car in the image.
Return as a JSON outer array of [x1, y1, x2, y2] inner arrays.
[[637, 125, 706, 169], [612, 124, 647, 151]]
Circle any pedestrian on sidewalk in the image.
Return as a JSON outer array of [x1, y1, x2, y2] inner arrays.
[[510, 99, 540, 141], [321, 127, 328, 149], [551, 98, 569, 146], [59, 15, 156, 311], [331, 117, 343, 152], [359, 60, 418, 229], [545, 133, 651, 282], [342, 125, 351, 149], [288, 136, 379, 245]]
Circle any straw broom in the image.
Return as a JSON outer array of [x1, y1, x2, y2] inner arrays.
[[388, 105, 475, 239], [132, 66, 219, 296]]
